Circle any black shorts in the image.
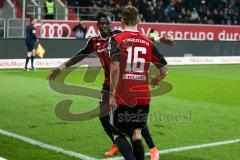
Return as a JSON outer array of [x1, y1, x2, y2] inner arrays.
[[99, 84, 110, 105], [26, 42, 35, 52], [99, 84, 110, 117], [110, 105, 149, 137]]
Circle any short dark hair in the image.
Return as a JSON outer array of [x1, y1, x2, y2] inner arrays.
[[121, 6, 139, 26], [30, 18, 35, 23], [96, 9, 111, 22]]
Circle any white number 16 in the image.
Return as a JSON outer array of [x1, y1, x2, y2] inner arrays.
[[126, 46, 146, 73]]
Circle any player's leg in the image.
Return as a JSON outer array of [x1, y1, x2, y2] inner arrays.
[[109, 105, 135, 160], [142, 125, 160, 160], [30, 49, 36, 70], [131, 105, 150, 160], [142, 125, 155, 148], [114, 134, 135, 160], [131, 129, 145, 160], [100, 104, 118, 157], [99, 106, 115, 143], [99, 85, 118, 156]]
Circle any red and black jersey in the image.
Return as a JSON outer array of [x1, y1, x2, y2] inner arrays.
[[110, 30, 167, 106], [72, 30, 121, 86]]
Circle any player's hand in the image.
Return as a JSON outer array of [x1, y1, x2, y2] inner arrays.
[[160, 37, 175, 47], [109, 94, 117, 110], [150, 66, 168, 88], [150, 76, 161, 88], [48, 68, 61, 80]]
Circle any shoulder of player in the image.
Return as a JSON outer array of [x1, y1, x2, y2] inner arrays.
[[112, 29, 122, 35], [88, 33, 100, 39], [110, 31, 127, 42], [86, 34, 101, 44], [139, 33, 154, 42]]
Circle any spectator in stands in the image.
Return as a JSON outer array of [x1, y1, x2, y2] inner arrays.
[[66, 0, 240, 25], [44, 0, 56, 19], [155, 1, 165, 22], [72, 22, 87, 39], [190, 8, 199, 23]]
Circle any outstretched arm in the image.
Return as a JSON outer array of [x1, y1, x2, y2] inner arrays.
[[159, 37, 175, 47], [48, 38, 95, 80], [150, 36, 175, 47]]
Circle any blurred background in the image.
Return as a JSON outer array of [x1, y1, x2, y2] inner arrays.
[[0, 0, 240, 66]]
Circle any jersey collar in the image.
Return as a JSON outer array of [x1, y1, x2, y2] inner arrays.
[[123, 29, 139, 32], [99, 31, 114, 40], [99, 33, 109, 40]]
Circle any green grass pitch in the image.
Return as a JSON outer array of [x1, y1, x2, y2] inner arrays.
[[0, 64, 240, 160]]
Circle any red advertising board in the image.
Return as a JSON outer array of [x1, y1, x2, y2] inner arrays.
[[35, 20, 79, 38], [1, 56, 240, 69], [35, 20, 240, 41]]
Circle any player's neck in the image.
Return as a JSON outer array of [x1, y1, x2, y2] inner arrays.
[[124, 26, 138, 32]]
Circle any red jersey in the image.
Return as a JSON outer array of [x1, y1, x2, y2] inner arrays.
[[110, 30, 167, 106], [72, 30, 121, 86]]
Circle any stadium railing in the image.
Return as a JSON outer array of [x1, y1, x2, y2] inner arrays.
[[26, 0, 41, 20], [7, 18, 26, 38], [0, 18, 6, 38], [26, 5, 115, 21], [2, 0, 16, 19]]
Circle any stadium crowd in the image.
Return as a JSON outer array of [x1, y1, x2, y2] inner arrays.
[[66, 0, 240, 25]]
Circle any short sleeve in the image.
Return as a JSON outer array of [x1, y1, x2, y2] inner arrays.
[[152, 43, 167, 68], [75, 36, 96, 56], [109, 37, 120, 62]]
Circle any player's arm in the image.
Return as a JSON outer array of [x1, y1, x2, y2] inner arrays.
[[48, 37, 95, 80], [63, 38, 94, 68], [150, 44, 168, 88], [151, 36, 175, 47], [109, 37, 120, 109]]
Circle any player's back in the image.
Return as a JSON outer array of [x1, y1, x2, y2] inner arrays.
[[110, 30, 155, 106]]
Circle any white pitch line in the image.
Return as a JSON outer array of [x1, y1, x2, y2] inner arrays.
[[0, 129, 97, 160], [1, 127, 239, 160], [101, 138, 240, 160], [0, 70, 48, 73]]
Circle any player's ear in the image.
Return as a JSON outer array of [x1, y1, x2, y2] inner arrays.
[[121, 19, 125, 28], [137, 16, 140, 24], [109, 19, 112, 29]]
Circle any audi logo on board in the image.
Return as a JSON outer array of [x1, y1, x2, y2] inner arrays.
[[35, 23, 73, 38]]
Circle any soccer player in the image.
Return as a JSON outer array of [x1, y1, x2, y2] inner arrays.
[[109, 6, 168, 160], [25, 18, 37, 71], [48, 10, 172, 159]]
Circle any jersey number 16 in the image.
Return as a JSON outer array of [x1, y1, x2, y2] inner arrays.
[[126, 46, 146, 73]]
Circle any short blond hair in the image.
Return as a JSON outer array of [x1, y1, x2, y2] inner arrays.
[[121, 6, 139, 26]]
